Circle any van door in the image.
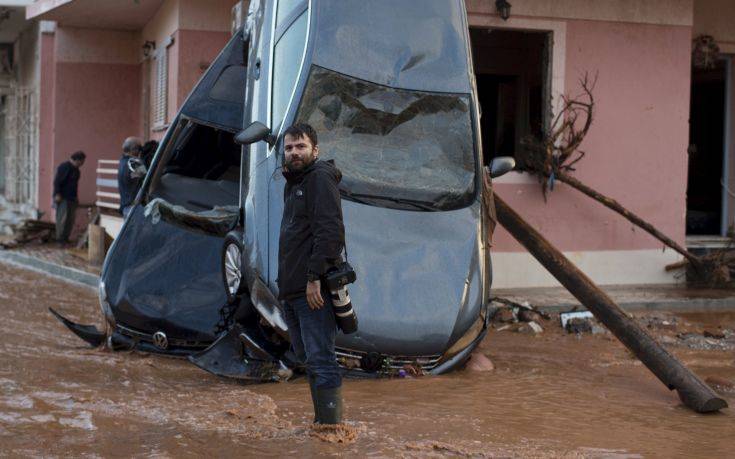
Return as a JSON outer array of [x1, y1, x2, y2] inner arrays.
[[101, 30, 251, 346]]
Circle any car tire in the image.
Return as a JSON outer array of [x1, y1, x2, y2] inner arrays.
[[222, 230, 245, 304]]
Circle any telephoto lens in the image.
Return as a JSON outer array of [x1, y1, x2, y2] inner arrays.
[[329, 286, 358, 334]]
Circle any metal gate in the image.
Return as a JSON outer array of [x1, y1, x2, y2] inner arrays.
[[0, 84, 38, 207]]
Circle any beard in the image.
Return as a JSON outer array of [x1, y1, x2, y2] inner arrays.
[[285, 152, 316, 172]]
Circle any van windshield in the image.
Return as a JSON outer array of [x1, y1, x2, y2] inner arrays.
[[295, 66, 476, 211]]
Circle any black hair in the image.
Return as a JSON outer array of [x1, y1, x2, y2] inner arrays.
[[71, 151, 86, 161], [284, 123, 318, 147], [141, 140, 159, 167]]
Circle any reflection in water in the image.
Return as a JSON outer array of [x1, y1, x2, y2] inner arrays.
[[1, 262, 733, 457]]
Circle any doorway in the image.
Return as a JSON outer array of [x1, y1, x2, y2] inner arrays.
[[469, 28, 551, 167], [687, 60, 728, 236]]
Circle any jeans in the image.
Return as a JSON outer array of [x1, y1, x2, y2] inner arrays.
[[282, 295, 342, 389], [55, 199, 77, 242]]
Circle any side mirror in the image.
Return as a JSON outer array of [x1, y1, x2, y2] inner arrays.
[[235, 121, 275, 147], [490, 156, 515, 178]]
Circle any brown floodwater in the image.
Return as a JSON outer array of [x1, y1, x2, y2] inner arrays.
[[1, 261, 734, 457]]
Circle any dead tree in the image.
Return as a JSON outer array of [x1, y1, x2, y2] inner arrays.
[[517, 73, 715, 279]]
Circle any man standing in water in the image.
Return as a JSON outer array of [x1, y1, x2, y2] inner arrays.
[[278, 123, 345, 424]]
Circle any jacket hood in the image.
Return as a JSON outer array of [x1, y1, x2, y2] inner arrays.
[[283, 158, 342, 184]]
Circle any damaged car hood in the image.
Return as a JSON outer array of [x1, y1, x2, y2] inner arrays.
[[336, 199, 484, 356]]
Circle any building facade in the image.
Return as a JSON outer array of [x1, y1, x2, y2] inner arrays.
[[3, 0, 732, 288], [0, 1, 39, 227]]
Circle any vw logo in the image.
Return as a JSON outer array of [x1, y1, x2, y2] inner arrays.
[[152, 331, 168, 350]]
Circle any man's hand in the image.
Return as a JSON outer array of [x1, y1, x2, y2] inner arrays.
[[306, 279, 324, 310], [54, 194, 62, 204]]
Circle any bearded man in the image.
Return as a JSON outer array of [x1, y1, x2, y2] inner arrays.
[[278, 123, 345, 424]]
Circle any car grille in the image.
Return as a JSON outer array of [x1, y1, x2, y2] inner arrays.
[[335, 347, 443, 373], [116, 324, 210, 350]]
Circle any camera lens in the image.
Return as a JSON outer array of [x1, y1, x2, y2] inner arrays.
[[330, 287, 357, 334]]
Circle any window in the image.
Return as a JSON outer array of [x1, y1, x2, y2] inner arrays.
[[271, 11, 308, 131], [152, 51, 168, 128], [469, 28, 551, 165], [151, 38, 174, 130], [296, 66, 476, 211]]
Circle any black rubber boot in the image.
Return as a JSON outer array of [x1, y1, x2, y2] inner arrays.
[[315, 386, 342, 424], [308, 375, 319, 423]]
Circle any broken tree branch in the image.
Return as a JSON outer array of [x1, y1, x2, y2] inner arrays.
[[554, 171, 701, 269], [518, 71, 714, 278]]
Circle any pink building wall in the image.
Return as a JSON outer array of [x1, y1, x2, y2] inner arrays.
[[493, 20, 692, 253], [140, 0, 232, 140], [174, 29, 230, 108], [53, 63, 141, 206], [40, 28, 141, 231]]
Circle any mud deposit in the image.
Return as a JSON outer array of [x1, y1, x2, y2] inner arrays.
[[1, 261, 734, 457]]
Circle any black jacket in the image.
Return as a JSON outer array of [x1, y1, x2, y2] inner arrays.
[[53, 161, 80, 202], [278, 159, 345, 300]]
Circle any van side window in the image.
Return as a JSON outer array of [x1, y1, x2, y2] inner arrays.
[[271, 11, 308, 132]]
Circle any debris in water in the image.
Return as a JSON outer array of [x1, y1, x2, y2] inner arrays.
[[644, 316, 678, 331], [517, 321, 544, 335], [518, 308, 545, 323], [310, 423, 359, 443], [490, 297, 551, 326], [400, 363, 425, 377], [560, 311, 594, 329], [492, 307, 516, 324], [566, 317, 593, 334], [58, 411, 96, 431], [659, 336, 677, 345], [703, 329, 725, 339], [404, 440, 490, 458], [705, 376, 734, 393], [0, 219, 54, 249], [528, 321, 544, 334], [675, 330, 735, 351]]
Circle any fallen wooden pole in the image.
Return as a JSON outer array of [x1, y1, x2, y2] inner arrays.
[[493, 193, 727, 413]]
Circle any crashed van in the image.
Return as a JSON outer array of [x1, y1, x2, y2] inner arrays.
[[53, 0, 514, 380]]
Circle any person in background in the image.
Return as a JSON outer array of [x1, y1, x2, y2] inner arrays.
[[117, 137, 145, 217], [53, 150, 86, 244]]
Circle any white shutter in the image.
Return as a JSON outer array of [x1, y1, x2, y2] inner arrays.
[[152, 49, 168, 128]]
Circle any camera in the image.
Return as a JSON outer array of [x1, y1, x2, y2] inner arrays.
[[127, 157, 147, 178], [323, 262, 358, 334]]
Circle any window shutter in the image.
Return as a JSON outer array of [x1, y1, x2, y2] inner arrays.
[[152, 50, 168, 128]]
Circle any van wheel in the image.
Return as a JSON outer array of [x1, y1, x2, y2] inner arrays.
[[222, 231, 244, 304]]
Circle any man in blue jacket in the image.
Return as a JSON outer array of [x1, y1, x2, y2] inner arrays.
[[53, 151, 85, 244]]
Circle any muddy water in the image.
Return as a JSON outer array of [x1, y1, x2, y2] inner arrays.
[[1, 261, 734, 458]]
